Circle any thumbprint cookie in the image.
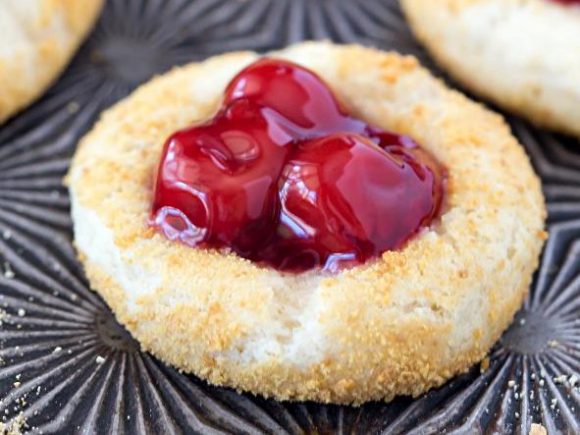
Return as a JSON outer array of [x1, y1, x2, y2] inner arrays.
[[68, 42, 546, 404]]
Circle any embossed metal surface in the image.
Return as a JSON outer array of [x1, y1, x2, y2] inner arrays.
[[0, 0, 578, 433]]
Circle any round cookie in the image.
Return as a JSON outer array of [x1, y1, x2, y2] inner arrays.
[[401, 0, 580, 138], [67, 42, 546, 404], [0, 0, 103, 123]]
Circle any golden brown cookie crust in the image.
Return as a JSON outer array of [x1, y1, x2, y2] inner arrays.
[[68, 42, 546, 404], [401, 0, 580, 137], [0, 0, 103, 123]]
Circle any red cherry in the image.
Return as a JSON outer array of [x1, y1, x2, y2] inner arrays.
[[152, 99, 293, 253], [224, 58, 366, 137], [263, 134, 441, 272]]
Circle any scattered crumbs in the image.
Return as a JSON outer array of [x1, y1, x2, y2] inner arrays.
[[514, 392, 519, 400], [53, 347, 62, 354], [508, 380, 516, 388], [16, 309, 25, 318], [550, 398, 557, 409], [3, 263, 15, 280], [27, 297, 33, 303], [95, 356, 105, 364], [36, 386, 41, 396], [0, 412, 26, 435], [480, 356, 490, 373], [0, 309, 6, 326], [515, 412, 520, 419], [530, 390, 534, 400], [70, 294, 78, 301], [539, 379, 545, 387], [2, 230, 11, 240], [547, 340, 559, 348], [569, 375, 578, 387], [67, 349, 72, 355], [14, 375, 20, 381], [553, 375, 567, 385], [529, 423, 547, 435], [67, 101, 80, 114], [12, 382, 20, 388], [519, 318, 526, 325], [531, 373, 536, 380], [127, 415, 131, 420]]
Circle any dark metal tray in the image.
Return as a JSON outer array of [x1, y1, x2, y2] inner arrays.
[[0, 0, 578, 433]]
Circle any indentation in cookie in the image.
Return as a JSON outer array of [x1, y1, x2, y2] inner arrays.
[[151, 59, 445, 272]]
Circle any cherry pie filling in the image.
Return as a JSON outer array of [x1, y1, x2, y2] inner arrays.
[[152, 59, 445, 272]]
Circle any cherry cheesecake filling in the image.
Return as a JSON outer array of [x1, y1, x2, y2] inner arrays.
[[152, 59, 445, 273]]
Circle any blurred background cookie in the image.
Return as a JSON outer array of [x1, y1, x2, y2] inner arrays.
[[0, 0, 103, 123], [402, 0, 580, 138]]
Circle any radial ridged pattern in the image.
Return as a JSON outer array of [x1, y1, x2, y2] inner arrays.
[[0, 0, 579, 433]]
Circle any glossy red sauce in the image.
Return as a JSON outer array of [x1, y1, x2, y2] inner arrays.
[[152, 59, 445, 272]]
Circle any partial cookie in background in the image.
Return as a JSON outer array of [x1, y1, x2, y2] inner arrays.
[[401, 0, 580, 138], [0, 0, 103, 123]]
